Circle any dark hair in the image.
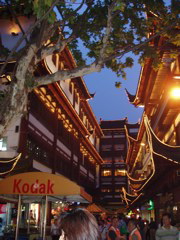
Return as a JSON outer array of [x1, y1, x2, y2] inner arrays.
[[162, 213, 171, 219], [128, 218, 138, 227], [59, 208, 100, 240]]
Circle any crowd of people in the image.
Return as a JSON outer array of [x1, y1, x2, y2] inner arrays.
[[51, 209, 179, 240]]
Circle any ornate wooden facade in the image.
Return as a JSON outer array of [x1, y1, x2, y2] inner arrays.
[[96, 119, 139, 211], [125, 34, 180, 222], [0, 10, 103, 202]]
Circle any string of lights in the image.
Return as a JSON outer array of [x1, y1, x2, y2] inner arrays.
[[0, 153, 21, 175], [129, 115, 156, 192], [0, 153, 21, 163]]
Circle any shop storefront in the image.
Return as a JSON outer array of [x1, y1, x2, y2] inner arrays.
[[0, 172, 92, 240]]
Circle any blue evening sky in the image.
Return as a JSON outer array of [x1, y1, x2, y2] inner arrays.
[[84, 0, 171, 123], [84, 55, 144, 123], [54, 1, 171, 123]]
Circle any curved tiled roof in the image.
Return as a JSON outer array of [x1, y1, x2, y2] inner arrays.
[[100, 119, 127, 129]]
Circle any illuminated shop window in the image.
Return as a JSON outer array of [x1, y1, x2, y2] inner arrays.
[[0, 137, 7, 151], [101, 188, 111, 192], [115, 169, 126, 176], [115, 188, 121, 192], [101, 169, 112, 176]]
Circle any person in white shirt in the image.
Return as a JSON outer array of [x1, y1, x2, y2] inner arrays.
[[99, 219, 108, 240], [155, 213, 179, 240]]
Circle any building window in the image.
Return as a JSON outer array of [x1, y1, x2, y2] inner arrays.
[[15, 126, 19, 133], [0, 137, 7, 151], [114, 156, 124, 163], [101, 188, 111, 192], [101, 145, 112, 151], [115, 188, 121, 192], [103, 157, 112, 163], [115, 169, 126, 176], [114, 131, 125, 138], [114, 144, 124, 151], [104, 131, 112, 136], [129, 128, 138, 133], [101, 169, 112, 176], [114, 134, 125, 138]]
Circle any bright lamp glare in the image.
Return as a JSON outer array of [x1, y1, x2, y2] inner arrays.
[[170, 87, 180, 99]]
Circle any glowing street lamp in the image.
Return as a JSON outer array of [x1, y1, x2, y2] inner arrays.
[[170, 87, 180, 99]]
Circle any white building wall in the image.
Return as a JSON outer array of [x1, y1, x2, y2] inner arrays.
[[59, 79, 74, 105], [89, 135, 95, 145], [33, 160, 52, 173], [57, 139, 71, 157], [0, 118, 21, 158], [44, 55, 58, 73]]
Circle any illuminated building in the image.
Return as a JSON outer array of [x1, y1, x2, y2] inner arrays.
[[125, 32, 180, 222], [0, 5, 103, 234], [96, 119, 139, 211]]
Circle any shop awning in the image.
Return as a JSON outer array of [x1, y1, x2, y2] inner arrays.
[[86, 203, 110, 213], [0, 172, 92, 203]]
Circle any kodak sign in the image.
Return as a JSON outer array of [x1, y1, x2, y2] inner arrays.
[[0, 172, 85, 197], [13, 179, 54, 194]]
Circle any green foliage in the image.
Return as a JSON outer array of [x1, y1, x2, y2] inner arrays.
[[2, 0, 179, 80], [68, 40, 86, 66], [115, 81, 122, 88], [113, 1, 126, 12], [138, 46, 163, 71], [0, 46, 10, 57], [32, 0, 55, 22]]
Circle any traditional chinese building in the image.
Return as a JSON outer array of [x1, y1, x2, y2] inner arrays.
[[125, 34, 180, 222], [96, 119, 139, 211], [0, 6, 104, 236], [0, 4, 103, 192]]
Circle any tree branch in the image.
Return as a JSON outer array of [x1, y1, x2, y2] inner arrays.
[[103, 20, 178, 63], [0, 0, 58, 77], [33, 61, 101, 88], [97, 0, 117, 66], [36, 3, 91, 62], [36, 33, 76, 63]]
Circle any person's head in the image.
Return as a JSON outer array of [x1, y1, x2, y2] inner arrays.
[[128, 219, 137, 232], [59, 208, 100, 240], [53, 218, 58, 224], [111, 217, 119, 228], [162, 213, 171, 227], [99, 219, 105, 226]]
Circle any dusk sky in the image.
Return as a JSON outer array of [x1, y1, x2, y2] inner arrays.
[[84, 54, 144, 124]]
